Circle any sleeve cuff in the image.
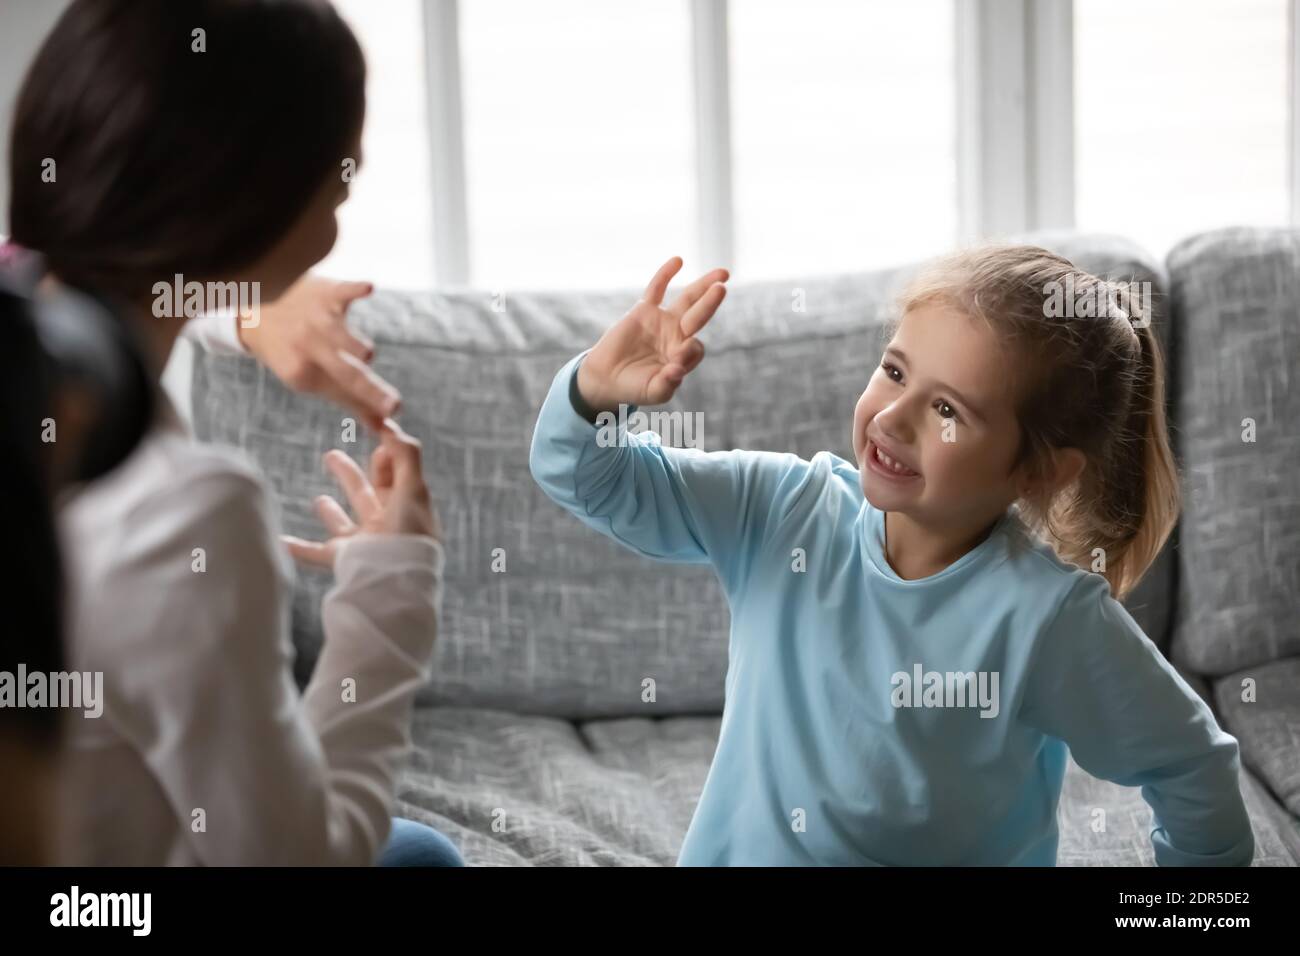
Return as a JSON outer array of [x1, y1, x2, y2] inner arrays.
[[568, 350, 638, 425], [335, 533, 444, 578], [182, 310, 250, 356]]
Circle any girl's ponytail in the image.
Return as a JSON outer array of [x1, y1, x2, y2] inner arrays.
[[1063, 286, 1180, 600]]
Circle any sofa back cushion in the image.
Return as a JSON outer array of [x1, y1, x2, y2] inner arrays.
[[1166, 228, 1300, 675]]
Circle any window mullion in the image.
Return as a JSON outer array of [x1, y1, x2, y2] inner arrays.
[[422, 0, 470, 286], [690, 0, 735, 269], [956, 0, 1074, 240]]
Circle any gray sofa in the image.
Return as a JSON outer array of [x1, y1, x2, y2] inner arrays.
[[191, 228, 1300, 866]]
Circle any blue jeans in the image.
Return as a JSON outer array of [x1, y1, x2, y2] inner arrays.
[[377, 818, 465, 867]]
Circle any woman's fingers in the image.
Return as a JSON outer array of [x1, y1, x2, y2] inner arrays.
[[642, 256, 683, 307], [369, 443, 395, 492], [333, 280, 374, 307], [313, 494, 356, 536], [320, 349, 401, 423], [669, 268, 729, 317], [376, 419, 439, 538], [281, 534, 336, 569], [378, 418, 427, 493], [323, 449, 383, 523], [319, 321, 374, 363], [305, 291, 374, 361], [680, 281, 727, 338]]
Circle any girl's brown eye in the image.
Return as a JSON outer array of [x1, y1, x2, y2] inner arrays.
[[936, 400, 958, 421]]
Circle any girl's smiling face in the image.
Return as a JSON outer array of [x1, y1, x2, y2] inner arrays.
[[852, 302, 1028, 529]]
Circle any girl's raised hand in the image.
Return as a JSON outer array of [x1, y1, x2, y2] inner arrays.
[[576, 257, 728, 413]]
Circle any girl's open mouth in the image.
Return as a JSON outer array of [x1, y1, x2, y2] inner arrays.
[[867, 440, 921, 481]]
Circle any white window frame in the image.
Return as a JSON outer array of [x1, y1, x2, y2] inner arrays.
[[421, 0, 470, 287], [955, 0, 1074, 241], [417, 0, 1295, 286], [690, 0, 735, 268]]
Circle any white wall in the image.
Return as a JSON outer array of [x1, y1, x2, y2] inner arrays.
[[0, 0, 71, 235]]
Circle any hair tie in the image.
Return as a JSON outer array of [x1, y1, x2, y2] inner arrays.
[[0, 238, 29, 265]]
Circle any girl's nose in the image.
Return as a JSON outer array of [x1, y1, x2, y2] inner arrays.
[[874, 401, 918, 444]]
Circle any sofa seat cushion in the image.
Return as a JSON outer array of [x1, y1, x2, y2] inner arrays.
[[395, 706, 1297, 866], [1215, 656, 1300, 818]]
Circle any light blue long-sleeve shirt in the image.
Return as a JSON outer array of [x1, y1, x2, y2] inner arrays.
[[529, 351, 1255, 866]]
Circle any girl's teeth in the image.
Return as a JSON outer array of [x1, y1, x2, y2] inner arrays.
[[875, 445, 916, 476]]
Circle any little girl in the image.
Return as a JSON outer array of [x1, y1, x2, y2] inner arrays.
[[530, 250, 1255, 866]]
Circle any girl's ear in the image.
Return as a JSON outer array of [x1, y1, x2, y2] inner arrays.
[[1016, 447, 1087, 501]]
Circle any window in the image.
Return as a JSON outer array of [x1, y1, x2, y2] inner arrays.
[[315, 0, 1298, 290], [730, 0, 956, 279], [318, 0, 436, 291], [1075, 0, 1290, 256], [459, 0, 695, 290]]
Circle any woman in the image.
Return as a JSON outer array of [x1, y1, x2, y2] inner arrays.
[[9, 0, 461, 866]]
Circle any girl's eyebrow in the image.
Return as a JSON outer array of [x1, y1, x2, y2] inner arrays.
[[884, 346, 989, 423]]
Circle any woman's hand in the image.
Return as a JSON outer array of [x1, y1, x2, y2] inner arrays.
[[576, 257, 728, 414], [239, 274, 401, 430], [283, 418, 440, 569]]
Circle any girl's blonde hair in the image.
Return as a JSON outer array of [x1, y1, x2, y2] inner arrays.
[[895, 244, 1180, 601]]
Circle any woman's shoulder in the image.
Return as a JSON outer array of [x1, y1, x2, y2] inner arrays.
[[65, 421, 269, 526], [59, 420, 285, 582], [58, 421, 293, 660]]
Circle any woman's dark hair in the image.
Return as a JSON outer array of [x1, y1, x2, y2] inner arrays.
[[8, 0, 365, 304]]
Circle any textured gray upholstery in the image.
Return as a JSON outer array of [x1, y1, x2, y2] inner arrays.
[[1216, 658, 1300, 817], [1166, 229, 1300, 674], [384, 705, 1298, 867]]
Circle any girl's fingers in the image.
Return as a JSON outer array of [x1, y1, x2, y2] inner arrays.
[[674, 337, 706, 374], [648, 340, 706, 404], [323, 449, 383, 522], [642, 256, 683, 306], [668, 337, 704, 366], [669, 268, 729, 317], [680, 281, 727, 338], [313, 494, 356, 536], [645, 363, 686, 405], [281, 534, 336, 569]]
